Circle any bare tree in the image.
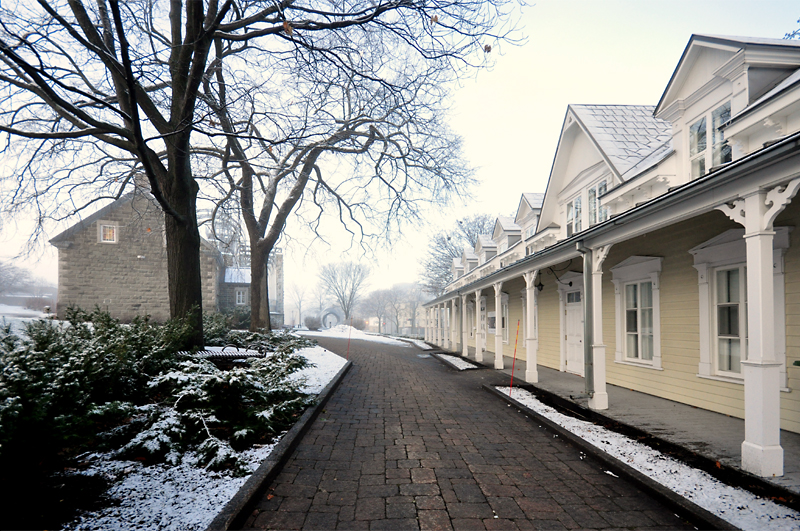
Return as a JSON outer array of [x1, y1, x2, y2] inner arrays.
[[319, 262, 369, 320], [311, 282, 330, 315], [385, 286, 407, 335], [361, 289, 390, 334], [289, 283, 307, 327], [405, 285, 428, 336], [0, 260, 31, 295], [0, 0, 521, 344], [420, 214, 496, 295]]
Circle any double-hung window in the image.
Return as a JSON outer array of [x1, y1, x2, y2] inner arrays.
[[566, 196, 582, 237], [715, 266, 747, 374], [588, 181, 608, 227], [235, 288, 248, 306], [689, 101, 731, 179], [611, 256, 663, 369], [625, 281, 654, 361], [502, 299, 509, 343]]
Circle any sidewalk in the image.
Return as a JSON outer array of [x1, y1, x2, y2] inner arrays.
[[457, 347, 800, 499], [241, 336, 698, 530]]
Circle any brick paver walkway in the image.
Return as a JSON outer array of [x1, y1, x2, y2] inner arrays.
[[243, 337, 693, 530]]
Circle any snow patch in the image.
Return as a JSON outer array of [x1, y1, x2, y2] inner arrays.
[[301, 326, 411, 347], [437, 353, 479, 370], [498, 386, 800, 531], [61, 346, 346, 531]]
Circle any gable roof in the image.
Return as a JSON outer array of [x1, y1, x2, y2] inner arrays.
[[569, 104, 672, 179], [493, 216, 521, 240], [522, 193, 544, 210], [655, 34, 800, 117], [50, 192, 136, 245], [475, 234, 496, 253]]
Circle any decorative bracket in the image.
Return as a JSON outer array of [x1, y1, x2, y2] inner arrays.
[[524, 269, 538, 288], [493, 281, 504, 295], [765, 177, 800, 228], [717, 198, 746, 227], [593, 244, 613, 272]]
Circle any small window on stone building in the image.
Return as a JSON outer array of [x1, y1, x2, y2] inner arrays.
[[235, 288, 248, 306], [98, 222, 118, 243]]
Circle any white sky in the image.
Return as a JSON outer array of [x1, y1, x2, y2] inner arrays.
[[3, 1, 799, 309]]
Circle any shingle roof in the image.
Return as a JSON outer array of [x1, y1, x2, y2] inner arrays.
[[477, 234, 496, 249], [570, 104, 672, 179], [522, 193, 544, 210], [495, 216, 521, 234]]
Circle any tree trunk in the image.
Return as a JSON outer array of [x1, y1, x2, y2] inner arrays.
[[250, 249, 272, 331], [164, 195, 204, 349]]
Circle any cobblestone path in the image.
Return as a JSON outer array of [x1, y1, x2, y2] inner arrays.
[[244, 337, 693, 530]]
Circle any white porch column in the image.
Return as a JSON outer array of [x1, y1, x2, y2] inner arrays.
[[589, 246, 612, 411], [717, 178, 800, 477], [524, 270, 539, 383], [461, 294, 469, 357], [436, 304, 442, 346], [493, 282, 504, 369], [452, 298, 459, 351], [441, 301, 449, 350], [474, 289, 483, 363]]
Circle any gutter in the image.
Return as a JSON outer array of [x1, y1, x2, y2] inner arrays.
[[425, 129, 800, 308]]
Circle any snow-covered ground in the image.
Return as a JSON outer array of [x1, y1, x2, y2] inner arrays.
[[62, 346, 347, 531], [499, 386, 800, 531], [402, 337, 433, 350], [300, 324, 411, 347], [0, 304, 48, 334], [437, 353, 479, 370]]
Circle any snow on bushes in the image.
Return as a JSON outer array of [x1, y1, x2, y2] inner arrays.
[[0, 308, 316, 479]]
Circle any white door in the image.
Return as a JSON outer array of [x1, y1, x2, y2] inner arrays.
[[565, 291, 584, 376]]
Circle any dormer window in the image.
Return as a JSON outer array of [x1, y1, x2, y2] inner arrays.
[[588, 181, 608, 226], [566, 196, 582, 237], [689, 101, 731, 179]]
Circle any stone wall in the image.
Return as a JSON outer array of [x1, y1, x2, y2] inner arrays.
[[54, 192, 220, 322]]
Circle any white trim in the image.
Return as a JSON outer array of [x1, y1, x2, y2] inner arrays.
[[614, 359, 664, 371], [97, 220, 119, 244], [557, 271, 584, 374], [690, 227, 790, 385], [611, 256, 663, 369]]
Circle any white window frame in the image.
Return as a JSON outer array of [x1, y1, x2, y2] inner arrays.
[[235, 288, 248, 306], [690, 227, 789, 386], [611, 256, 663, 369], [97, 221, 119, 244], [501, 293, 510, 343], [487, 310, 497, 335], [713, 265, 747, 376], [467, 302, 474, 338], [623, 280, 655, 363], [588, 180, 608, 227], [688, 101, 731, 179]]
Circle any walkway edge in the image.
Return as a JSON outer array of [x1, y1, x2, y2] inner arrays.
[[482, 384, 740, 531], [207, 360, 353, 531]]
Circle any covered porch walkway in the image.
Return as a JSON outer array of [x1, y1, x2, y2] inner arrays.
[[452, 345, 800, 498]]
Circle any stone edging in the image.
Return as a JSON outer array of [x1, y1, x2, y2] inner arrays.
[[206, 360, 353, 531], [482, 384, 740, 531]]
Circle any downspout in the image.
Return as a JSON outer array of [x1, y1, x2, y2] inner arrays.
[[576, 241, 594, 398]]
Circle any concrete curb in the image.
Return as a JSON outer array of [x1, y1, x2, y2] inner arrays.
[[482, 384, 740, 531], [206, 360, 353, 531]]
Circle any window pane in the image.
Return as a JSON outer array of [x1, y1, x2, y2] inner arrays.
[[712, 102, 731, 145], [598, 182, 608, 222], [690, 117, 706, 156], [574, 197, 582, 232], [566, 202, 574, 237], [719, 338, 741, 373], [717, 269, 739, 303], [102, 225, 115, 242], [626, 309, 638, 333], [589, 187, 597, 226], [625, 284, 637, 309], [640, 282, 652, 308], [691, 156, 705, 179], [718, 305, 739, 336], [627, 334, 639, 359], [713, 142, 732, 166], [642, 334, 654, 361], [641, 308, 653, 335]]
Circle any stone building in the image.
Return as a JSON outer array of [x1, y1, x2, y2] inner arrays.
[[50, 188, 283, 326]]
